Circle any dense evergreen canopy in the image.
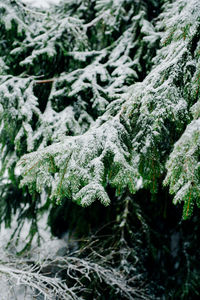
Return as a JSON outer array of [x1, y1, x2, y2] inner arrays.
[[0, 0, 200, 299]]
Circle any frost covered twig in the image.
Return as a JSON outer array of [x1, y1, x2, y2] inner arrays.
[[0, 261, 81, 300]]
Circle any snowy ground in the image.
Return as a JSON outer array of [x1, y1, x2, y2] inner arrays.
[[22, 0, 61, 8]]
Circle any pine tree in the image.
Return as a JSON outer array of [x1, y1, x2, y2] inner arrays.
[[0, 0, 160, 237], [15, 0, 200, 218], [1, 0, 200, 298]]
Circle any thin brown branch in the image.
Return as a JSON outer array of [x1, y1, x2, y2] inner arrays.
[[35, 78, 55, 84]]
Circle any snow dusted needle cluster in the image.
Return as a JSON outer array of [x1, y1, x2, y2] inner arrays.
[[0, 0, 200, 234], [1, 0, 200, 299], [16, 0, 200, 219], [0, 0, 158, 204], [19, 100, 141, 206]]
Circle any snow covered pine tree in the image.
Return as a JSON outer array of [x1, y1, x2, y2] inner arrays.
[[0, 0, 200, 298]]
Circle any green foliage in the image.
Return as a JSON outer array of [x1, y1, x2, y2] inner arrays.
[[16, 0, 200, 218], [0, 0, 200, 298], [164, 120, 200, 219]]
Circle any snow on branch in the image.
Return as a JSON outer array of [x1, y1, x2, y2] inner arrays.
[[17, 0, 200, 213]]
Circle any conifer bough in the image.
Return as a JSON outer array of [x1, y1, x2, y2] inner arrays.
[[0, 0, 200, 222]]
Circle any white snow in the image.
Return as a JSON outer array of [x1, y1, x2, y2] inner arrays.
[[22, 0, 61, 8]]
